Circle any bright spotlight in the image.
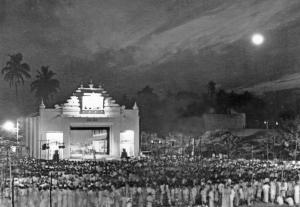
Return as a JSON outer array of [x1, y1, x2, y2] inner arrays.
[[2, 121, 15, 132], [251, 33, 264, 46]]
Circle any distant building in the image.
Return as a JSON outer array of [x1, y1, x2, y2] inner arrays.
[[24, 82, 140, 160], [165, 112, 246, 138]]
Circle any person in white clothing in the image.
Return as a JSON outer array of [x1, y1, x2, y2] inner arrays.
[[262, 182, 270, 203], [294, 181, 300, 205], [270, 179, 276, 203], [285, 197, 294, 206], [276, 191, 284, 205]]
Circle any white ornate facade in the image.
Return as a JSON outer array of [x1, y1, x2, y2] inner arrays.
[[24, 82, 140, 160]]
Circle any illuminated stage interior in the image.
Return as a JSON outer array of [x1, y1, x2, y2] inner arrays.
[[44, 128, 136, 160], [69, 127, 110, 160]]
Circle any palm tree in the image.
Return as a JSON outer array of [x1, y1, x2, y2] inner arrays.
[[207, 81, 216, 99], [1, 53, 31, 101], [31, 66, 60, 105]]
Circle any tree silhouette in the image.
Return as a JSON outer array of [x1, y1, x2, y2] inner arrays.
[[31, 66, 59, 105], [215, 89, 229, 113], [278, 116, 300, 160], [137, 86, 160, 132], [207, 81, 216, 99], [202, 130, 240, 158], [1, 53, 31, 102], [119, 94, 134, 109]]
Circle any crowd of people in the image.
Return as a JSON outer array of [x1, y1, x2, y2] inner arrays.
[[1, 157, 300, 207]]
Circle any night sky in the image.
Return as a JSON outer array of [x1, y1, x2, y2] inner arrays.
[[0, 0, 300, 120]]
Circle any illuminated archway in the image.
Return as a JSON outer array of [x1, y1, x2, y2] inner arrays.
[[120, 130, 134, 157], [46, 132, 63, 159]]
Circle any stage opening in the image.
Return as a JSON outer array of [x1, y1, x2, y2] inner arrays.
[[70, 127, 110, 159]]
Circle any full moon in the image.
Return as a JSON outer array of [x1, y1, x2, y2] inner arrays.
[[251, 33, 264, 45]]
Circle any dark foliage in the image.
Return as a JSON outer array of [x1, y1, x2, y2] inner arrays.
[[31, 66, 59, 105]]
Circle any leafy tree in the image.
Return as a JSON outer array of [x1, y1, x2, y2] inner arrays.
[[215, 89, 229, 113], [278, 116, 300, 160], [119, 94, 134, 109], [239, 130, 279, 160], [202, 130, 240, 158], [201, 129, 281, 159], [141, 132, 156, 151], [31, 66, 60, 105], [1, 53, 31, 101], [176, 91, 205, 117], [279, 110, 296, 121], [180, 101, 206, 117]]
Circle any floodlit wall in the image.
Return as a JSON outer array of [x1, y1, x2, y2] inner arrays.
[[24, 83, 140, 159], [24, 116, 40, 158], [121, 109, 140, 156], [24, 105, 139, 159]]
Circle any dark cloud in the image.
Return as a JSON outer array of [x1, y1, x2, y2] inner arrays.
[[0, 0, 300, 119], [1, 0, 299, 65]]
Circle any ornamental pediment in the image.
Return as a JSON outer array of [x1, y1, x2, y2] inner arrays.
[[62, 82, 120, 116]]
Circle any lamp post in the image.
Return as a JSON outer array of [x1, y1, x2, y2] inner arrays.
[[2, 120, 19, 207], [264, 120, 279, 160], [251, 145, 253, 160], [264, 121, 269, 160], [4, 148, 14, 207], [2, 120, 19, 154], [50, 172, 52, 207], [16, 121, 19, 146]]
